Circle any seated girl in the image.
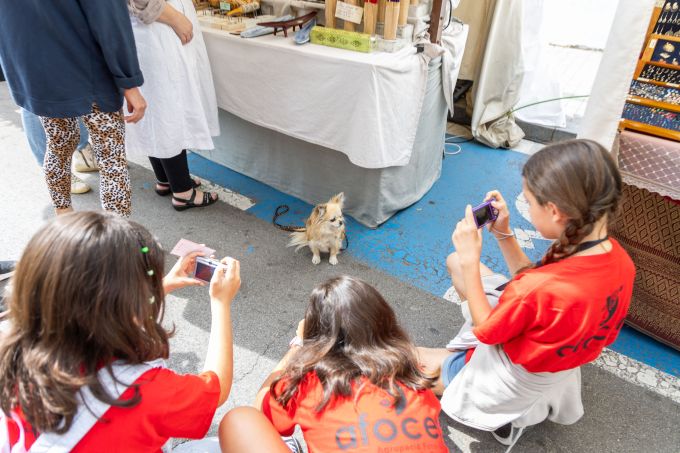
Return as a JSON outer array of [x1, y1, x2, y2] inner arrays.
[[256, 276, 449, 453], [418, 139, 636, 450], [0, 212, 240, 451]]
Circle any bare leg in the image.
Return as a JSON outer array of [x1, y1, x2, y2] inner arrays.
[[446, 252, 494, 301], [55, 207, 74, 216], [218, 407, 291, 453], [417, 347, 458, 396]]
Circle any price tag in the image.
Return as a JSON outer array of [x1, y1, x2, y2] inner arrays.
[[220, 1, 231, 10], [335, 1, 364, 25]]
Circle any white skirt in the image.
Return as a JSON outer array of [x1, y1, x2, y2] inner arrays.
[[125, 0, 219, 159], [440, 275, 585, 431]]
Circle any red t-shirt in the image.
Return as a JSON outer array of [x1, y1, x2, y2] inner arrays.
[[473, 239, 635, 373], [6, 368, 221, 452], [262, 373, 448, 453]]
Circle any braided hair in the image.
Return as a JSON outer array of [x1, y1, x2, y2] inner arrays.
[[522, 139, 622, 266]]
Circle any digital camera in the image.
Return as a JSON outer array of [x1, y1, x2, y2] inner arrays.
[[472, 200, 499, 229], [193, 256, 222, 283]]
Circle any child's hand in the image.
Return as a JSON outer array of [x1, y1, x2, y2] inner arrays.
[[452, 205, 483, 267], [209, 257, 241, 306], [163, 251, 207, 294], [485, 190, 511, 237]]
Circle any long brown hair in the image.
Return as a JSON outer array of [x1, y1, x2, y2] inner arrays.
[[272, 276, 436, 412], [522, 139, 622, 266], [0, 212, 170, 434]]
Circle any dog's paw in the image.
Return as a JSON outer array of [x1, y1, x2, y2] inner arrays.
[[329, 255, 338, 266], [312, 255, 321, 265]]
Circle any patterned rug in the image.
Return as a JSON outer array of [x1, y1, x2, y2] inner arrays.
[[611, 183, 680, 351]]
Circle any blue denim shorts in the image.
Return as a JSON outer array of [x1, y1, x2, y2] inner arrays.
[[441, 350, 468, 387]]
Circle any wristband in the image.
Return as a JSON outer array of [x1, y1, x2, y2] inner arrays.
[[289, 336, 303, 348], [491, 226, 514, 240]]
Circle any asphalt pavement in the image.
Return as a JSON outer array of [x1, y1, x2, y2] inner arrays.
[[1, 83, 679, 452]]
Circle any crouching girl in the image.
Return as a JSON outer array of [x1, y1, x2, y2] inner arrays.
[[256, 276, 449, 453], [0, 212, 240, 451], [419, 139, 635, 450]]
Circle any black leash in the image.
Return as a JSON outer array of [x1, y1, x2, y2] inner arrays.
[[272, 204, 349, 250], [272, 205, 306, 232]]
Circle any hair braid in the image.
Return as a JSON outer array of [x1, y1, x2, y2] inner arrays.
[[522, 139, 622, 267], [542, 213, 597, 265]]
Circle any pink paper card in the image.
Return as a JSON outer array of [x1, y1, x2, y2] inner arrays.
[[170, 238, 215, 257]]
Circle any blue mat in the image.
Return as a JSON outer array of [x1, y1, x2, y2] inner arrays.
[[188, 138, 680, 377]]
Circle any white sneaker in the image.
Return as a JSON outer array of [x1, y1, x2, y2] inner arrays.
[[281, 436, 303, 453], [71, 173, 91, 194], [73, 144, 99, 172]]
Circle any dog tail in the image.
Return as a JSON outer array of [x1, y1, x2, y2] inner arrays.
[[288, 230, 308, 251]]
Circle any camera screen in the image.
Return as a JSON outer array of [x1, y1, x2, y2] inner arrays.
[[195, 260, 217, 282], [474, 205, 492, 227]]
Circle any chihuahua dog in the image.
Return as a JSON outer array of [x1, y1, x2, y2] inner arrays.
[[288, 193, 346, 265]]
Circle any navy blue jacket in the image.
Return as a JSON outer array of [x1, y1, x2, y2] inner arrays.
[[0, 0, 143, 117]]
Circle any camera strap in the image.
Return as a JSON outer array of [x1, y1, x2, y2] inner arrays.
[[495, 236, 610, 292]]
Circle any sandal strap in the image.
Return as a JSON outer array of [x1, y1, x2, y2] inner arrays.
[[172, 188, 198, 205]]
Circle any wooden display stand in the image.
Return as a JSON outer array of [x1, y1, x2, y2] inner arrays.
[[322, 0, 446, 43], [620, 11, 680, 141]]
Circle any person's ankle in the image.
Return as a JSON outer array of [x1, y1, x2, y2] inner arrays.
[[55, 207, 74, 215], [173, 188, 193, 199]]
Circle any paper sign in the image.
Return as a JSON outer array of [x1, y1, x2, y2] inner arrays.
[[335, 1, 364, 24], [220, 1, 231, 10], [170, 238, 216, 258]]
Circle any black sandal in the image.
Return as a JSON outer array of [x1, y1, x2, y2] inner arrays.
[[155, 179, 201, 197], [172, 188, 218, 211]]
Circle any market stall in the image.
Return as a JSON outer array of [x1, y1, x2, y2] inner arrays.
[[193, 4, 456, 227], [610, 0, 680, 351]]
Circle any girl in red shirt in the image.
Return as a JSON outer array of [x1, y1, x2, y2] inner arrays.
[[0, 212, 245, 452], [254, 276, 449, 453], [419, 139, 635, 450]]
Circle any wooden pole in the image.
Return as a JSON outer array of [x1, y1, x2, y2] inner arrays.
[[344, 0, 358, 31], [364, 0, 378, 35], [428, 0, 444, 44], [378, 0, 386, 23], [384, 0, 399, 39], [398, 0, 409, 26], [326, 0, 337, 28]]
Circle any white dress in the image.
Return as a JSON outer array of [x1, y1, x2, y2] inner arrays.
[[125, 0, 219, 159]]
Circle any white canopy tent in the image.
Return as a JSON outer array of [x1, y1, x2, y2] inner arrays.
[[457, 0, 657, 151]]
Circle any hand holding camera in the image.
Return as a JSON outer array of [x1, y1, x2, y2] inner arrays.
[[163, 251, 209, 294], [483, 190, 512, 238], [209, 257, 241, 307], [452, 205, 483, 267]]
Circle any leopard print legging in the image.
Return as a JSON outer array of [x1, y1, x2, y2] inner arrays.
[[40, 105, 131, 217]]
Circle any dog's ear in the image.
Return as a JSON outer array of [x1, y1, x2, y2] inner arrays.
[[329, 192, 345, 208], [310, 204, 327, 223]]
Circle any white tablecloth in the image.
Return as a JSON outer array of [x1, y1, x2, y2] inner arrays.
[[202, 28, 435, 169]]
